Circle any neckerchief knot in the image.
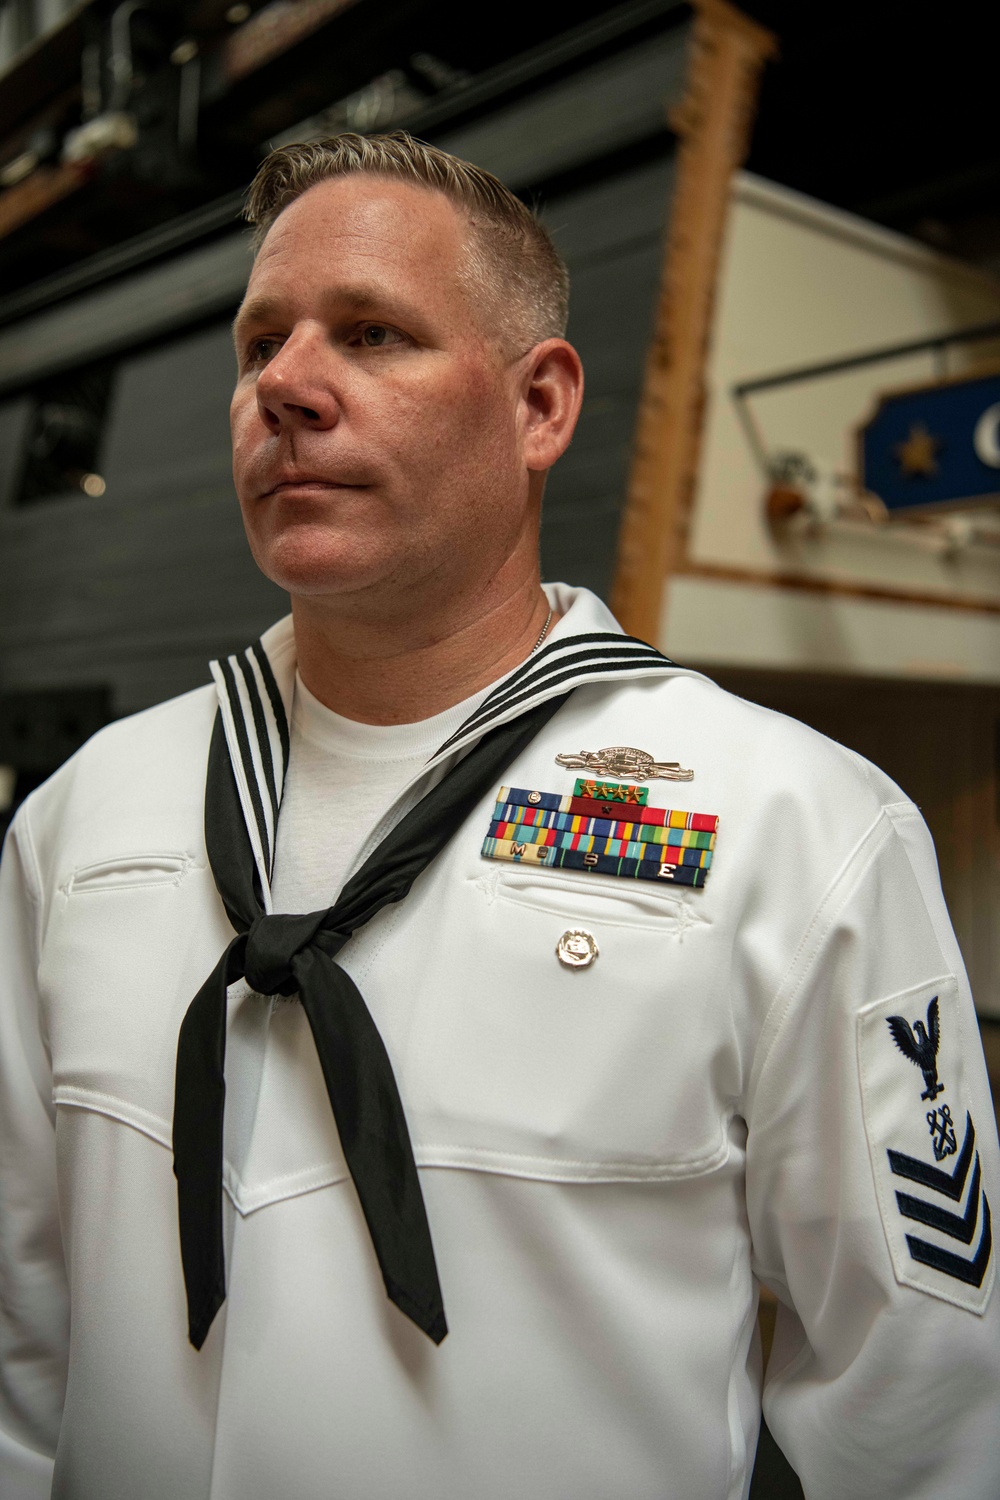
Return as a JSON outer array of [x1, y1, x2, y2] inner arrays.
[[243, 910, 330, 997]]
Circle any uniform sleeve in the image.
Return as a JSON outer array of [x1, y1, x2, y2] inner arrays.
[[746, 800, 1000, 1500], [0, 813, 68, 1498]]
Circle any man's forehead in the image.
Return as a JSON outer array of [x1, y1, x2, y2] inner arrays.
[[239, 177, 473, 314], [258, 174, 470, 263]]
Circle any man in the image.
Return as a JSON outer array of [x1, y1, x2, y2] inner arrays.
[[1, 132, 998, 1500]]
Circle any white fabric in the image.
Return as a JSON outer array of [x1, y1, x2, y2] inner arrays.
[[270, 673, 489, 915], [1, 585, 999, 1500]]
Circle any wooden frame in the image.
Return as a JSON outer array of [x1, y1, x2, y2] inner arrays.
[[612, 0, 1000, 635], [610, 0, 776, 641]]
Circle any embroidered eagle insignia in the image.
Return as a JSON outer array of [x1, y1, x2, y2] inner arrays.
[[886, 996, 945, 1101]]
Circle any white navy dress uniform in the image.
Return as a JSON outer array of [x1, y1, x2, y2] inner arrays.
[[1, 582, 998, 1500]]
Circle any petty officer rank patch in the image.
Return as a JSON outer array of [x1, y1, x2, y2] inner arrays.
[[481, 784, 719, 889], [858, 976, 995, 1314]]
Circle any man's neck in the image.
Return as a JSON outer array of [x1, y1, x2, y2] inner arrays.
[[291, 576, 556, 726]]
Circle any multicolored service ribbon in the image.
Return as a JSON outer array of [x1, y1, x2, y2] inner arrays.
[[482, 785, 719, 888]]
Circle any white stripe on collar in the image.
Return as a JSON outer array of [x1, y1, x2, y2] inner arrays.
[[210, 587, 683, 906], [210, 640, 290, 911]]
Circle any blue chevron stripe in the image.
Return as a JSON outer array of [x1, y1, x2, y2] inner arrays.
[[888, 1112, 975, 1201], [906, 1196, 992, 1288], [897, 1156, 983, 1244]]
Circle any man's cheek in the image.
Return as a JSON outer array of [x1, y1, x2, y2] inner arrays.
[[231, 421, 264, 494], [231, 385, 264, 447], [230, 382, 251, 433], [398, 362, 501, 432]]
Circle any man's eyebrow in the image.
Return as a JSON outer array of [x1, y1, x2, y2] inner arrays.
[[232, 285, 428, 344], [232, 296, 281, 344]]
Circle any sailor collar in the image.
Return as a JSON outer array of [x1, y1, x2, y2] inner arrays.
[[209, 584, 691, 911]]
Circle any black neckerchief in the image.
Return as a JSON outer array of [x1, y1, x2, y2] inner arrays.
[[173, 625, 676, 1349]]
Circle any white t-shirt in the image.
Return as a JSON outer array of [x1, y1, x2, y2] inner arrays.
[[270, 673, 490, 915]]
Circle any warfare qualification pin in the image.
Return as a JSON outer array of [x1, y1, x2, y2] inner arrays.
[[555, 746, 693, 783]]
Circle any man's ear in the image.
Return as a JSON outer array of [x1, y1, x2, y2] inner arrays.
[[520, 339, 585, 473]]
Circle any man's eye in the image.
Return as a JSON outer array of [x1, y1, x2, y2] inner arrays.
[[247, 338, 282, 364], [359, 325, 402, 348]]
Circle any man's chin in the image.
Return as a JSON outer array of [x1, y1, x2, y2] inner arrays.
[[247, 531, 400, 600]]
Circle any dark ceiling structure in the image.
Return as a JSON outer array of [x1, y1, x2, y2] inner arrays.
[[0, 0, 674, 313], [742, 0, 999, 270], [0, 0, 995, 330]]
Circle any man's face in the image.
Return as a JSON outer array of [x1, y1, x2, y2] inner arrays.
[[230, 175, 542, 610]]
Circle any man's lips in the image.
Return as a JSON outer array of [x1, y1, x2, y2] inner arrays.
[[260, 475, 370, 498]]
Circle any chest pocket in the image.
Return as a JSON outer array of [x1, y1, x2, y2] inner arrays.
[[42, 852, 228, 1145], [362, 839, 739, 1185]]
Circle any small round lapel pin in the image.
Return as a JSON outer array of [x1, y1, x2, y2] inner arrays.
[[556, 929, 599, 968]]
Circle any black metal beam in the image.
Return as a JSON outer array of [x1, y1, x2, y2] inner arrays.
[[0, 0, 686, 332], [733, 320, 1000, 398], [0, 189, 246, 329]]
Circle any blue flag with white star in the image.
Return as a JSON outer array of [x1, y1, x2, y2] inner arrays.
[[860, 371, 1000, 513]]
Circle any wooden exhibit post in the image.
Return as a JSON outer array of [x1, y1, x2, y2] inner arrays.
[[610, 0, 776, 643]]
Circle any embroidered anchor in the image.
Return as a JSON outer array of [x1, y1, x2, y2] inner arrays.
[[927, 1103, 957, 1162], [886, 996, 944, 1101]]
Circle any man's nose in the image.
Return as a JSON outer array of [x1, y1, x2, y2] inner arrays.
[[255, 328, 339, 433]]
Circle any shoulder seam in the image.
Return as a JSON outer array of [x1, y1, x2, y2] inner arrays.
[[10, 804, 44, 958], [745, 806, 897, 1119], [842, 744, 880, 796], [884, 799, 924, 823]]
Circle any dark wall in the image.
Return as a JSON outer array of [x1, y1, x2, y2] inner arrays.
[[0, 16, 687, 723], [0, 319, 286, 716], [541, 154, 674, 599]]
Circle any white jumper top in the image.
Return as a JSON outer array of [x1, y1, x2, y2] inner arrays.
[[1, 585, 998, 1500]]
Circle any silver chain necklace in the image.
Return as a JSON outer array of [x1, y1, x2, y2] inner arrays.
[[530, 607, 553, 654]]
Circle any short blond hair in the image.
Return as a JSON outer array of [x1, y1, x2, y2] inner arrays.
[[244, 131, 569, 351]]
